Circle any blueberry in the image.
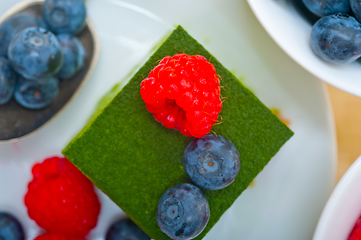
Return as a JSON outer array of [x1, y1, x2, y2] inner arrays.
[[0, 212, 24, 240], [0, 13, 47, 57], [56, 34, 86, 79], [350, 0, 361, 22], [311, 14, 361, 64], [183, 134, 240, 190], [157, 183, 210, 240], [106, 218, 150, 240], [8, 27, 63, 80], [14, 76, 59, 109], [42, 0, 86, 34], [290, 0, 320, 25], [302, 0, 350, 17], [0, 57, 16, 105]]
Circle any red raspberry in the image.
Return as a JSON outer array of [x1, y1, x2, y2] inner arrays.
[[24, 156, 101, 237], [140, 54, 222, 138], [349, 216, 361, 240], [35, 233, 85, 240]]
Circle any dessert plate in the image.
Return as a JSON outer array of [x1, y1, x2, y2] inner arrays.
[[0, 0, 99, 142], [0, 0, 336, 240], [247, 0, 361, 98]]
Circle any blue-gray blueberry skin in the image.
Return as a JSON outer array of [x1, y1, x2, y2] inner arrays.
[[183, 134, 240, 190], [0, 212, 24, 240], [56, 34, 86, 79], [351, 0, 361, 22], [106, 218, 150, 240], [157, 183, 210, 240], [42, 0, 86, 35], [311, 14, 361, 64], [14, 76, 59, 109], [0, 13, 47, 57], [8, 27, 63, 80], [0, 57, 16, 105], [302, 0, 350, 17]]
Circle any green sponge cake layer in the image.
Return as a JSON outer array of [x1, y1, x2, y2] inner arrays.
[[63, 26, 293, 239]]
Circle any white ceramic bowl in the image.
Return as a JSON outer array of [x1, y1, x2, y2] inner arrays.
[[313, 155, 361, 240], [247, 0, 361, 98]]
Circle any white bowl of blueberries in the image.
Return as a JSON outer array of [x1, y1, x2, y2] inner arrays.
[[0, 0, 98, 142], [247, 0, 361, 97]]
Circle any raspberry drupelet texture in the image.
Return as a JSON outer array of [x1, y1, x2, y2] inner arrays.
[[140, 54, 222, 138], [35, 233, 85, 240], [24, 156, 100, 237]]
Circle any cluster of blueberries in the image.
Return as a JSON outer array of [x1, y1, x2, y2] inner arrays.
[[0, 211, 150, 240], [303, 0, 361, 64], [157, 134, 241, 240], [0, 0, 87, 109]]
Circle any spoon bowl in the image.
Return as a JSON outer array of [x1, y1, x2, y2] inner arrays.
[[247, 0, 361, 97], [0, 0, 99, 142]]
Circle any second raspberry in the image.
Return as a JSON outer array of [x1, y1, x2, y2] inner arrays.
[[24, 156, 100, 237]]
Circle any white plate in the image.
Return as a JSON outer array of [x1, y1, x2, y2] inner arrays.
[[247, 0, 361, 98], [0, 0, 336, 239], [314, 155, 361, 240]]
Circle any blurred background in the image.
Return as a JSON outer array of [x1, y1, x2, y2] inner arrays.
[[328, 84, 361, 182]]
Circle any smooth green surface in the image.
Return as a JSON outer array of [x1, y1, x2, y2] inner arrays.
[[63, 26, 293, 239]]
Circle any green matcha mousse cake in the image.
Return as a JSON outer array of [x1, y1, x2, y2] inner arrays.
[[62, 26, 293, 239]]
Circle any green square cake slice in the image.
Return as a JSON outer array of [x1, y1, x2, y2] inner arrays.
[[63, 26, 293, 239]]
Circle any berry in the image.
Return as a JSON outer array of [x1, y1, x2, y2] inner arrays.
[[106, 218, 150, 240], [42, 0, 86, 35], [311, 14, 361, 64], [140, 54, 222, 138], [351, 0, 361, 23], [302, 0, 351, 17], [56, 34, 86, 79], [14, 76, 59, 109], [8, 27, 63, 80], [349, 216, 361, 240], [183, 134, 240, 190], [0, 57, 16, 105], [0, 212, 24, 240], [0, 13, 47, 57], [35, 233, 85, 240], [24, 156, 101, 237], [157, 183, 210, 240]]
